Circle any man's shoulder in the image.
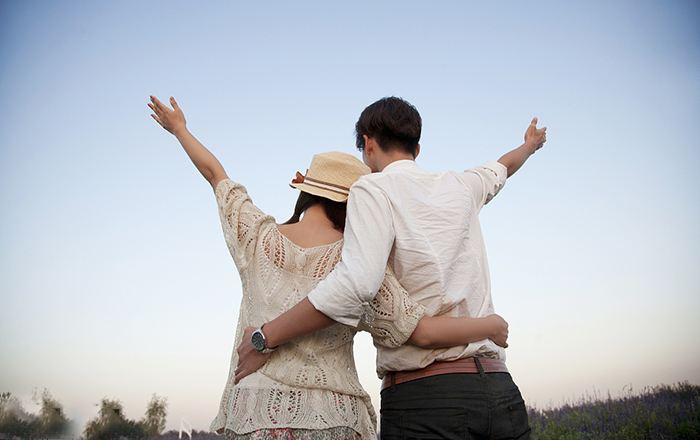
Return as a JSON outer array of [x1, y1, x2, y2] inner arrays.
[[345, 173, 394, 204], [351, 172, 389, 189], [350, 168, 464, 191]]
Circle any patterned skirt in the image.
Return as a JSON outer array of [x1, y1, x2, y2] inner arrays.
[[223, 427, 362, 440]]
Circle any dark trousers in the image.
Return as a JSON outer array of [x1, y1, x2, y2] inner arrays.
[[379, 364, 531, 439]]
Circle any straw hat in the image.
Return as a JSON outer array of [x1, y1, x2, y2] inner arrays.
[[289, 151, 371, 202]]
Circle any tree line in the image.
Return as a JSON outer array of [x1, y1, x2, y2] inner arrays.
[[0, 388, 168, 439]]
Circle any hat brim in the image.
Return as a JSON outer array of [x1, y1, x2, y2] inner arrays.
[[290, 182, 348, 202]]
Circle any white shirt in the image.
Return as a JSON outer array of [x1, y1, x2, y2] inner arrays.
[[306, 159, 509, 374]]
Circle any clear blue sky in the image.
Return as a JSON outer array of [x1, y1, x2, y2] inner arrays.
[[1, 0, 698, 434]]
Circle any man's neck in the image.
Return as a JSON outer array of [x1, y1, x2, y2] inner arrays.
[[377, 152, 415, 172]]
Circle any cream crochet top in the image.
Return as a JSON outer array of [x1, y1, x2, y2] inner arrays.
[[208, 178, 427, 439]]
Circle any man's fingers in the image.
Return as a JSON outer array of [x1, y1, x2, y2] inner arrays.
[[234, 364, 243, 383], [234, 368, 248, 384], [170, 96, 180, 111], [530, 117, 538, 126]]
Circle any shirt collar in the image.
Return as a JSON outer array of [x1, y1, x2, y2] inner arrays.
[[381, 159, 418, 173]]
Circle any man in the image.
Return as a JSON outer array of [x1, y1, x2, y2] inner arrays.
[[234, 97, 546, 439]]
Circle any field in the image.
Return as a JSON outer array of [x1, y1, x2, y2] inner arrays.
[[2, 383, 698, 439], [526, 382, 700, 439]]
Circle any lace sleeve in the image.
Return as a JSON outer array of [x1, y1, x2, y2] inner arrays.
[[214, 178, 274, 270], [357, 266, 426, 348]]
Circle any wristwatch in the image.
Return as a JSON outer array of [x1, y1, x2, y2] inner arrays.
[[251, 324, 277, 354]]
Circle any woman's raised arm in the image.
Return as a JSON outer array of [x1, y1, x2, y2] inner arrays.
[[148, 95, 228, 188]]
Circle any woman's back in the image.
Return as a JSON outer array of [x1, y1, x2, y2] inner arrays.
[[210, 178, 425, 439]]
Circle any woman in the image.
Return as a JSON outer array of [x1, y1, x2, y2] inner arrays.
[[147, 95, 508, 439]]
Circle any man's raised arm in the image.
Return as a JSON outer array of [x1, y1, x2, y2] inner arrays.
[[497, 117, 547, 177], [233, 178, 395, 383]]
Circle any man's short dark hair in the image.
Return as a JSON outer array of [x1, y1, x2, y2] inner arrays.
[[355, 96, 422, 157]]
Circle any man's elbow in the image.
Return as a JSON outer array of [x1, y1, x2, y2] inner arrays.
[[347, 277, 383, 305], [496, 159, 512, 178]]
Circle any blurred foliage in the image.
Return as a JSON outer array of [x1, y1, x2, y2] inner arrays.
[[140, 394, 168, 438], [0, 388, 73, 438], [83, 393, 168, 440]]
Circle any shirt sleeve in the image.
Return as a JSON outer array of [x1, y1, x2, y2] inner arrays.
[[214, 177, 274, 270], [306, 177, 396, 327], [459, 160, 508, 209], [356, 266, 427, 348]]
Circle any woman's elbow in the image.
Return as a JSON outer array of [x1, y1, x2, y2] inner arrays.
[[407, 322, 436, 348]]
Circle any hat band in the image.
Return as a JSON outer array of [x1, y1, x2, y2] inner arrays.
[[301, 179, 350, 196], [303, 175, 350, 192]]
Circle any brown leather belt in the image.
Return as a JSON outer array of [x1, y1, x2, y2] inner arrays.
[[381, 357, 509, 392]]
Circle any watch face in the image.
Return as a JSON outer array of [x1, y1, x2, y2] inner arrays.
[[251, 330, 265, 351]]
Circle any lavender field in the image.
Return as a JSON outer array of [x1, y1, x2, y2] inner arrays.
[[1, 382, 698, 439], [526, 382, 700, 439]]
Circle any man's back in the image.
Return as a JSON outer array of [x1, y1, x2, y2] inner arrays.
[[354, 158, 508, 375]]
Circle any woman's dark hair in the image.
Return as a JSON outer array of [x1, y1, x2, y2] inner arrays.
[[284, 191, 347, 231], [355, 96, 422, 157]]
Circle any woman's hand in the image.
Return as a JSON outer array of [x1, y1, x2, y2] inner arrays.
[[148, 95, 186, 135], [523, 116, 547, 153], [485, 314, 509, 348]]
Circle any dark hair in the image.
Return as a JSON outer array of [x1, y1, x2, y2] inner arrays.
[[355, 96, 422, 157], [284, 191, 347, 231]]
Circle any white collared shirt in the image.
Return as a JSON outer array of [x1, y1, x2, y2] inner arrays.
[[307, 159, 509, 373]]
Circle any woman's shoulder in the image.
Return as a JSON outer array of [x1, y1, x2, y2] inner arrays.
[[254, 225, 344, 277]]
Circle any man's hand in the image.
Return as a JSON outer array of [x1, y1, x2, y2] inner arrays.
[[234, 327, 271, 384], [485, 314, 509, 348], [498, 116, 548, 177], [148, 95, 186, 135], [524, 117, 547, 153]]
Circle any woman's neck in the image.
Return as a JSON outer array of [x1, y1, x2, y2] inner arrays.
[[278, 203, 343, 248], [298, 203, 337, 230]]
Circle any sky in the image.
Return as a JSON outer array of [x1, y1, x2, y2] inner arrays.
[[1, 0, 699, 434]]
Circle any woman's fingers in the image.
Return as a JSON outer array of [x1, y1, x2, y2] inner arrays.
[[150, 95, 169, 113], [170, 96, 181, 111], [147, 102, 162, 117], [150, 113, 164, 127]]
